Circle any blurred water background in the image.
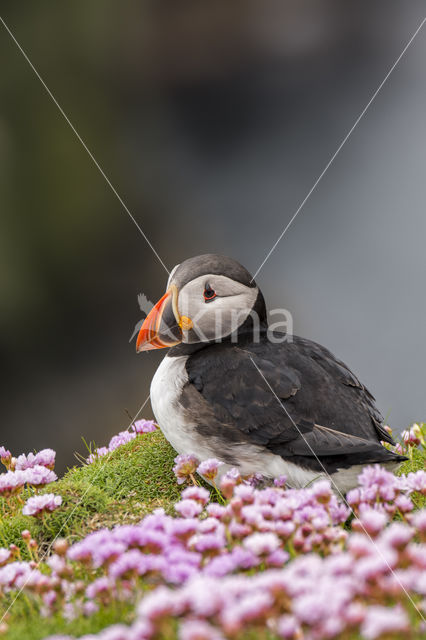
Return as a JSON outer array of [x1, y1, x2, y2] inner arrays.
[[1, 1, 425, 473]]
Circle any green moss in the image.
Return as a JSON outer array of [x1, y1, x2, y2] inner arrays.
[[397, 445, 424, 476], [0, 430, 183, 550]]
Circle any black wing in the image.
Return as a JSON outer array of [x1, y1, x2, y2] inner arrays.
[[180, 334, 404, 473]]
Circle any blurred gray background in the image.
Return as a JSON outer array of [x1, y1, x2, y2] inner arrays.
[[1, 1, 425, 473]]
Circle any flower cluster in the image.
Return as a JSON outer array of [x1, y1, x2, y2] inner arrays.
[[86, 420, 157, 463], [0, 443, 60, 526], [0, 460, 424, 640], [22, 493, 62, 517], [402, 423, 424, 448], [15, 448, 56, 471], [0, 465, 57, 498], [173, 454, 224, 485], [383, 422, 426, 459], [347, 465, 425, 518]]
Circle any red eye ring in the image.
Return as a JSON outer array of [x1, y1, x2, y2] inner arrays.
[[203, 286, 216, 302]]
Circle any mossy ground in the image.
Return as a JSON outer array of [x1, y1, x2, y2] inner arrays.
[[0, 430, 424, 640], [0, 430, 184, 556]]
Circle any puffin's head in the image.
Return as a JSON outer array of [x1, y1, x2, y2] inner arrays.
[[136, 254, 266, 351]]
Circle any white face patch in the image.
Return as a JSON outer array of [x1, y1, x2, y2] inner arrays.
[[175, 274, 259, 343]]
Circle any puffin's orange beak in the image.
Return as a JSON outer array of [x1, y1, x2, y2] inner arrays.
[[136, 286, 183, 352]]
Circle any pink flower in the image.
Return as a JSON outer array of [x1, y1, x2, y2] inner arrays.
[[138, 586, 181, 620], [219, 468, 241, 499], [108, 430, 136, 452], [0, 447, 12, 468], [401, 424, 422, 447], [311, 480, 333, 503], [181, 486, 210, 505], [277, 615, 301, 639], [394, 494, 414, 513], [175, 500, 203, 519], [173, 454, 200, 485], [243, 533, 280, 556], [86, 447, 109, 464], [353, 508, 388, 537], [22, 494, 62, 517], [0, 549, 11, 567], [206, 503, 226, 519], [15, 448, 56, 471], [361, 605, 409, 639], [197, 459, 224, 483], [0, 470, 27, 496], [380, 522, 414, 550], [23, 465, 57, 487], [132, 419, 157, 434], [403, 470, 426, 495], [412, 509, 426, 535], [179, 619, 225, 640], [85, 576, 113, 599], [273, 475, 287, 488], [394, 442, 406, 455]]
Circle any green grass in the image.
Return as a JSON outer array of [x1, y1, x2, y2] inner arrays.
[[2, 600, 135, 640], [0, 430, 183, 553], [397, 444, 424, 475]]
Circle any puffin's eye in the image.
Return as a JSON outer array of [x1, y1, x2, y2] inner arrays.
[[203, 284, 216, 302]]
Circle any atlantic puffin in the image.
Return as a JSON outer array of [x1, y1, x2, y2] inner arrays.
[[136, 254, 405, 492]]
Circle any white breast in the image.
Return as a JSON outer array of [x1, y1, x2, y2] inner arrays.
[[151, 354, 218, 460], [150, 355, 190, 454]]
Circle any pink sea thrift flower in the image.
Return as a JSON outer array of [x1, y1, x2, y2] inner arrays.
[[0, 549, 11, 567], [108, 430, 136, 452], [197, 459, 224, 482], [404, 470, 426, 495], [0, 470, 27, 496], [173, 454, 200, 485], [273, 475, 287, 488], [132, 419, 157, 433], [412, 509, 426, 535], [394, 442, 406, 455], [22, 494, 62, 517], [353, 508, 388, 537], [15, 448, 56, 471], [0, 446, 12, 468], [361, 605, 409, 639], [179, 619, 225, 640], [401, 424, 422, 447], [86, 447, 109, 464], [220, 468, 241, 499], [24, 465, 57, 487], [277, 614, 301, 639], [243, 532, 280, 556], [181, 486, 211, 505], [175, 499, 204, 519]]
